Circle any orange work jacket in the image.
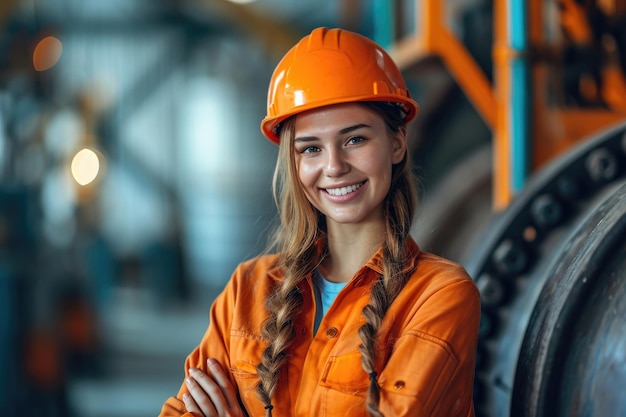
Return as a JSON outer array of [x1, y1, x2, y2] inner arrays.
[[159, 238, 480, 417]]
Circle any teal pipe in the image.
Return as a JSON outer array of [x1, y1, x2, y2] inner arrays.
[[372, 0, 395, 49], [508, 0, 530, 192]]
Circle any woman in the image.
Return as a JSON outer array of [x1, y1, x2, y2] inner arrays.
[[159, 27, 480, 417]]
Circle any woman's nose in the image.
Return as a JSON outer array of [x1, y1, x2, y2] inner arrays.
[[324, 148, 350, 177]]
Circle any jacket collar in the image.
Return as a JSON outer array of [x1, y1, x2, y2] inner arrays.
[[266, 236, 421, 282], [363, 236, 420, 275]]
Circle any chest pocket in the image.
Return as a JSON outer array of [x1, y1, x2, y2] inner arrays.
[[376, 331, 459, 413], [320, 350, 369, 393]]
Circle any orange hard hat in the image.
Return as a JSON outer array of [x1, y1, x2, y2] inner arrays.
[[260, 27, 419, 143]]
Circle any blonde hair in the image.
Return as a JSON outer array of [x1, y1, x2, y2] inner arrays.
[[256, 102, 418, 417]]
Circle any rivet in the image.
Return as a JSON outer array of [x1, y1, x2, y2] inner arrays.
[[531, 194, 563, 228], [477, 274, 506, 308], [326, 327, 338, 338], [586, 147, 618, 183], [393, 381, 405, 390], [492, 239, 528, 277]]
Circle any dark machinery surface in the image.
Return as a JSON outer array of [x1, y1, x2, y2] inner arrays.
[[465, 121, 626, 416]]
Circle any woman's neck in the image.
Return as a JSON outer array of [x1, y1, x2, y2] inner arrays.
[[320, 220, 385, 283]]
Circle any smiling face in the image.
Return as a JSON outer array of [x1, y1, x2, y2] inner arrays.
[[293, 102, 407, 229]]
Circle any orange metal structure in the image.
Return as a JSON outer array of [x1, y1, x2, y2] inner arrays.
[[389, 0, 626, 210]]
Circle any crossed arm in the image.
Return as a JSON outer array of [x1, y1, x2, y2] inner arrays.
[[181, 358, 247, 417]]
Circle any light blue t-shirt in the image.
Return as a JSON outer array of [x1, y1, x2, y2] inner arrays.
[[312, 269, 348, 333]]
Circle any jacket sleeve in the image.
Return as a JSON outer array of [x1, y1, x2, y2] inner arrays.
[[378, 275, 481, 417], [158, 269, 240, 417]]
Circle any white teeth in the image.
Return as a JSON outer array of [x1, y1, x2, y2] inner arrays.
[[326, 182, 362, 196]]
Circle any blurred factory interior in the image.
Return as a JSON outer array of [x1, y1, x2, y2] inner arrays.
[[1, 0, 626, 416]]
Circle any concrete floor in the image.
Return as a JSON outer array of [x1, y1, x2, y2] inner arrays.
[[68, 287, 215, 417]]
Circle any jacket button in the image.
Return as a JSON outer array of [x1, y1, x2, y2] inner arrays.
[[393, 381, 405, 390], [325, 327, 339, 338]]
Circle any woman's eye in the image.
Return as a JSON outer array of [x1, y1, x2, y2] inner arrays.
[[299, 146, 320, 154], [347, 136, 365, 145]]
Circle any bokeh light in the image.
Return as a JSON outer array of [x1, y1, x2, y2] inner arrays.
[[33, 36, 63, 71], [71, 148, 101, 186]]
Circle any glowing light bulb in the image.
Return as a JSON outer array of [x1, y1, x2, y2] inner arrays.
[[71, 148, 100, 186]]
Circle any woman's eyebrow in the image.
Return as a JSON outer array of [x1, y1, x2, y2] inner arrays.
[[294, 136, 318, 143], [339, 123, 371, 135]]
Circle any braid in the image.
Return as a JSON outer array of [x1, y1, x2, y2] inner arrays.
[[256, 270, 303, 416], [358, 276, 390, 417], [357, 103, 418, 417], [358, 245, 411, 417]]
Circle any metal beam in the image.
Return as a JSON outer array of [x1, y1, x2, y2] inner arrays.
[[188, 0, 303, 60]]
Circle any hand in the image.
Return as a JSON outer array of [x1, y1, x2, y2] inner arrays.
[[183, 358, 246, 417]]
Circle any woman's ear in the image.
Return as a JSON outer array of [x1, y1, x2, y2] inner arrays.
[[391, 127, 408, 164]]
